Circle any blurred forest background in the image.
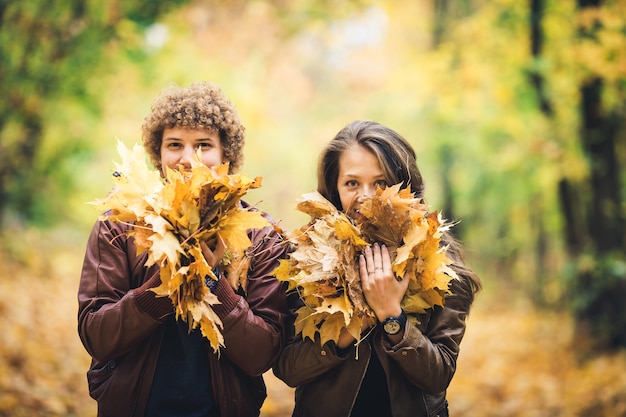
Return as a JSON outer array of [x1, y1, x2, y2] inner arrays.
[[1, 0, 625, 416]]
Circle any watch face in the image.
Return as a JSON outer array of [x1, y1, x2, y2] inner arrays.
[[384, 320, 401, 335]]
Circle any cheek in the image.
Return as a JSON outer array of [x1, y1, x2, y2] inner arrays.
[[337, 188, 356, 212], [159, 149, 169, 167], [160, 149, 176, 168], [203, 150, 223, 167]]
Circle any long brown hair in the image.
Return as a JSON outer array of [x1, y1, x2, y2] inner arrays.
[[317, 120, 424, 211], [317, 120, 481, 296]]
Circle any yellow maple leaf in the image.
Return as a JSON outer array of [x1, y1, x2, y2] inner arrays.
[[274, 259, 296, 289], [90, 142, 269, 353], [277, 186, 459, 347], [223, 251, 252, 293], [276, 192, 373, 346], [91, 141, 164, 219], [147, 230, 183, 267], [219, 209, 270, 250], [295, 304, 319, 341], [295, 192, 337, 218], [359, 188, 459, 314]]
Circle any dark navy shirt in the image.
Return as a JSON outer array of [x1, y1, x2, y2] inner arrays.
[[146, 315, 218, 417], [350, 350, 392, 417]]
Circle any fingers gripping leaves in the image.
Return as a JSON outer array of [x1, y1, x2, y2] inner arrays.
[[358, 184, 459, 314], [275, 185, 458, 346], [90, 141, 270, 353]]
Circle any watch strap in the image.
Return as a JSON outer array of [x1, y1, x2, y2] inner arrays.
[[382, 310, 407, 335]]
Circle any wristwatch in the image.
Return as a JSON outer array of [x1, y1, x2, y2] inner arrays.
[[382, 310, 407, 335]]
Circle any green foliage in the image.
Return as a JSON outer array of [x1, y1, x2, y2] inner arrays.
[[0, 0, 624, 343], [0, 0, 190, 226], [0, 0, 625, 413]]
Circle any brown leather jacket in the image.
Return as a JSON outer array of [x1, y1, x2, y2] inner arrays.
[[273, 277, 475, 417], [78, 203, 289, 417]]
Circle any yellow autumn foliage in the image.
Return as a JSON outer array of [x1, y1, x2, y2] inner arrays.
[[91, 141, 270, 352], [358, 184, 459, 315], [275, 192, 372, 345], [275, 185, 458, 345]]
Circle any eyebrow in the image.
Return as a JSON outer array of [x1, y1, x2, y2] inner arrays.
[[339, 173, 386, 179], [161, 136, 218, 143]]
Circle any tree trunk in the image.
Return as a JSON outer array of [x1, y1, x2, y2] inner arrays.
[[529, 0, 554, 117], [579, 78, 623, 251], [570, 0, 626, 351], [557, 178, 587, 255]]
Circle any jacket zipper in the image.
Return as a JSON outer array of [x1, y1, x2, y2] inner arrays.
[[347, 341, 372, 415]]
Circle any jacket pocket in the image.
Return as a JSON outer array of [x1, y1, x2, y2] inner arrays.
[[87, 359, 116, 400]]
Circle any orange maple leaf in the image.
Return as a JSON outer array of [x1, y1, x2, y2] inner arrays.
[[358, 186, 459, 315], [276, 186, 458, 346], [276, 192, 375, 345], [91, 142, 270, 353]]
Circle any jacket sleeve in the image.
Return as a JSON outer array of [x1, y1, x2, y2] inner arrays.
[[77, 220, 173, 362], [211, 225, 290, 376], [380, 275, 474, 394]]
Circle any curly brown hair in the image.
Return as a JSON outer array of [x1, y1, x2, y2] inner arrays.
[[141, 81, 246, 174]]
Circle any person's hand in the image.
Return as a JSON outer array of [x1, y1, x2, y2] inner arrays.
[[359, 243, 410, 322], [200, 233, 226, 268]]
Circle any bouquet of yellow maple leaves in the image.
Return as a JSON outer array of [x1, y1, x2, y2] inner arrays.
[[91, 141, 270, 352], [275, 184, 458, 346]]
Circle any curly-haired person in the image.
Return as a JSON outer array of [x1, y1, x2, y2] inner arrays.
[[78, 81, 289, 417]]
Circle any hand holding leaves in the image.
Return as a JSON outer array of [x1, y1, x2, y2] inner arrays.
[[275, 185, 458, 346], [91, 141, 270, 352]]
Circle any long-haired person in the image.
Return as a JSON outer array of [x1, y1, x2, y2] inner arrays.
[[274, 120, 481, 417]]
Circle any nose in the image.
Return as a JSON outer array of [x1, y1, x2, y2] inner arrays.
[[179, 145, 195, 167], [354, 184, 375, 207], [360, 184, 376, 200]]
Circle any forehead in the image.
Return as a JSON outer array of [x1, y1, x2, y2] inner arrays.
[[338, 144, 382, 175], [162, 127, 219, 140]]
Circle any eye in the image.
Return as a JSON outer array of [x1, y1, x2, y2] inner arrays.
[[166, 142, 182, 149], [374, 180, 387, 189], [345, 180, 358, 187], [196, 142, 213, 149]]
